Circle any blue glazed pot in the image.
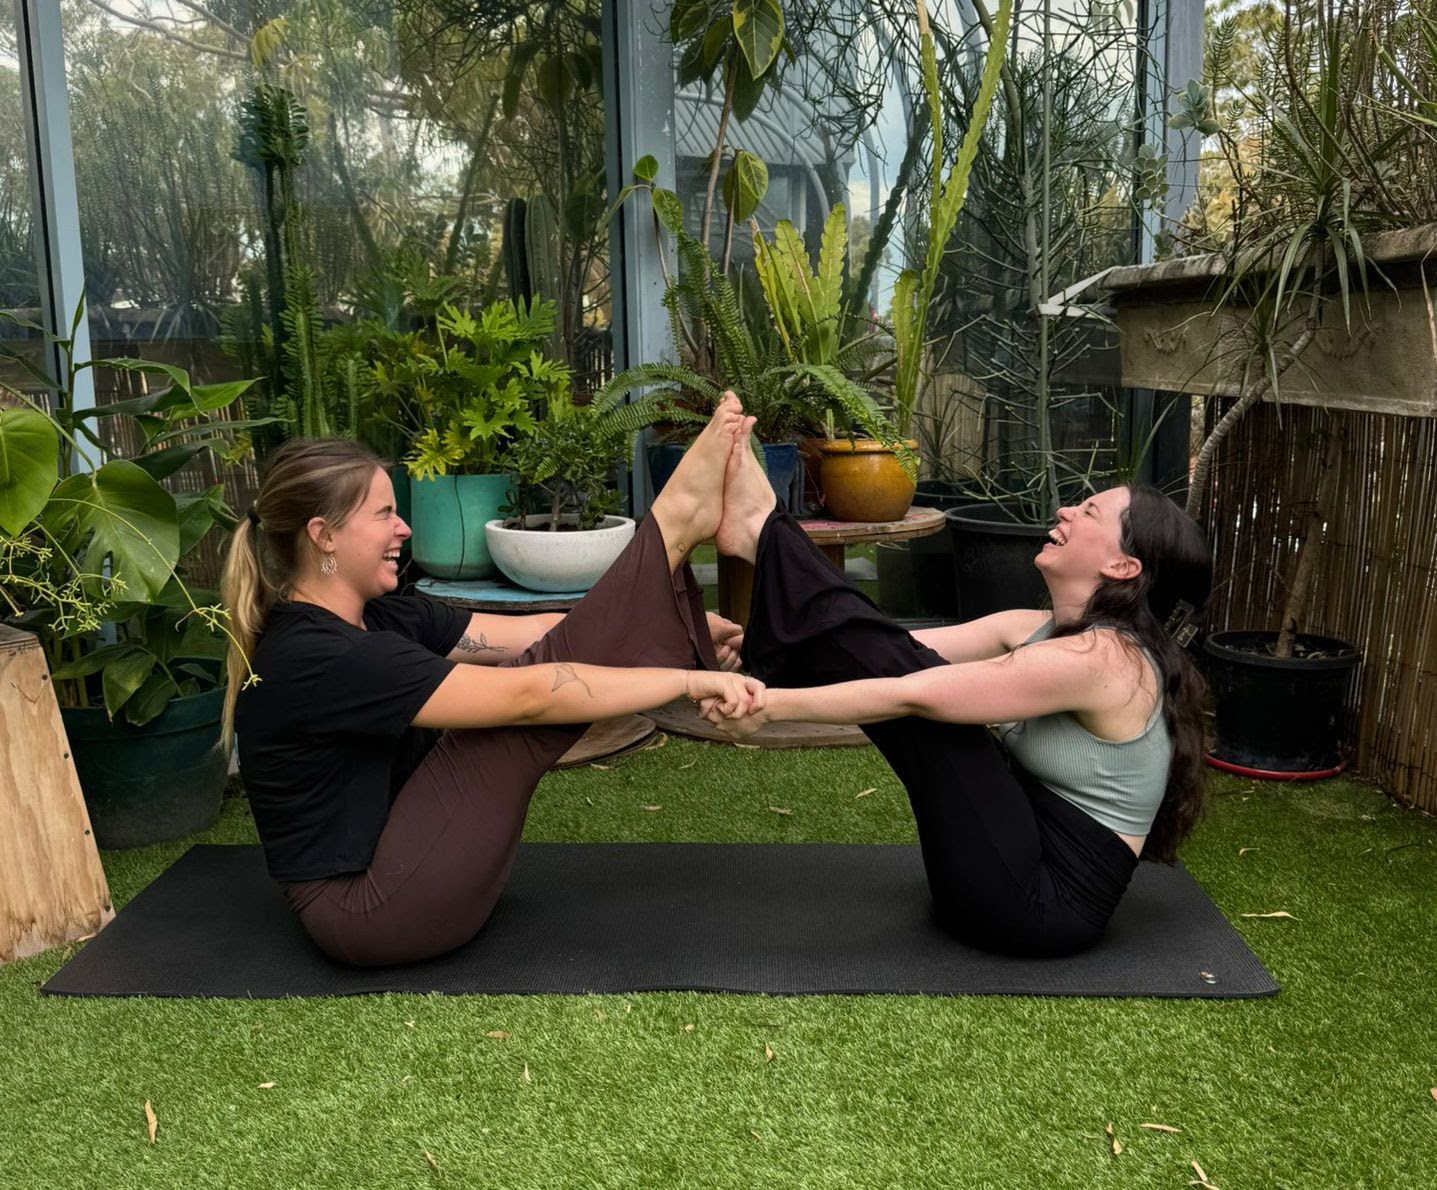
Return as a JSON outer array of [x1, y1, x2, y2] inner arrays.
[[760, 442, 799, 506], [646, 443, 688, 497], [647, 441, 798, 505], [410, 473, 515, 579]]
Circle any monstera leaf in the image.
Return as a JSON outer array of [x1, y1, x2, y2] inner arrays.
[[0, 406, 59, 536], [42, 459, 179, 601]]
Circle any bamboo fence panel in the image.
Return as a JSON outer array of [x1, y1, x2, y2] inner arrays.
[[1203, 401, 1437, 812]]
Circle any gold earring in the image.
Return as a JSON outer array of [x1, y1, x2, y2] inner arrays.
[[320, 552, 338, 576]]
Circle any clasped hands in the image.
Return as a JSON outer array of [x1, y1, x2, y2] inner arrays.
[[693, 614, 768, 736], [681, 673, 770, 738]]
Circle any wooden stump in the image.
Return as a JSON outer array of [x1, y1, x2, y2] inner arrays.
[[0, 626, 113, 963]]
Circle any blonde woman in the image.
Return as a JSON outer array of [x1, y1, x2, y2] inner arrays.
[[221, 397, 759, 966]]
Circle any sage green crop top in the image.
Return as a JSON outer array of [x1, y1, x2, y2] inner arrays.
[[994, 620, 1171, 837]]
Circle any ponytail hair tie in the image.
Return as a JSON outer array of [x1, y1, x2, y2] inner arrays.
[[1164, 599, 1198, 647], [246, 506, 262, 529]]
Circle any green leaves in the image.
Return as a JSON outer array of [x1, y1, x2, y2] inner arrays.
[[722, 150, 768, 223], [43, 460, 179, 602], [0, 407, 59, 536], [391, 299, 567, 480], [732, 0, 783, 80], [891, 0, 1012, 438]]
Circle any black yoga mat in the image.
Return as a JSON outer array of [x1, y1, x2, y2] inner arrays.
[[43, 844, 1278, 1000]]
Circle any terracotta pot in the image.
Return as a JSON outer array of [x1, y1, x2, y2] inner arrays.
[[817, 439, 919, 522]]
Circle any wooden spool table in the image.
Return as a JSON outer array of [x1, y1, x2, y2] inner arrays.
[[416, 576, 657, 765]]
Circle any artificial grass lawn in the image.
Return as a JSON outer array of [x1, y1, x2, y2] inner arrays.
[[3, 740, 1435, 1189]]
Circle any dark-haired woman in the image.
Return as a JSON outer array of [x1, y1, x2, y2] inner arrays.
[[221, 397, 760, 967], [705, 420, 1212, 957]]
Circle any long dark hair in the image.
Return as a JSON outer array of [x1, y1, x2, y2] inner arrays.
[[1050, 484, 1213, 862]]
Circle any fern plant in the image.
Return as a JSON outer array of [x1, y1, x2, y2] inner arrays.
[[601, 190, 888, 452]]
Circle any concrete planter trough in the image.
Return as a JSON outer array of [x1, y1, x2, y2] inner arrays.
[[1103, 224, 1437, 417]]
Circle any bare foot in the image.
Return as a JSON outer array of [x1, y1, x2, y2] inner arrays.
[[650, 391, 743, 565], [714, 416, 775, 562]]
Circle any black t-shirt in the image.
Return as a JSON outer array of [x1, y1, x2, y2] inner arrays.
[[236, 593, 470, 881]]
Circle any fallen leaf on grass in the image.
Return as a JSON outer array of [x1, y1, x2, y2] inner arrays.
[[767, 806, 792, 816], [763, 1044, 774, 1062], [1430, 1088, 1437, 1102], [679, 759, 698, 770], [1239, 911, 1296, 920], [855, 788, 877, 799], [733, 742, 761, 749], [590, 763, 612, 771], [144, 1100, 157, 1145], [1140, 1123, 1180, 1133], [750, 1130, 762, 1141], [1189, 1159, 1220, 1189], [683, 1023, 695, 1033], [1105, 1122, 1122, 1156], [642, 804, 663, 812], [522, 1064, 531, 1083], [424, 1151, 439, 1172], [257, 1082, 276, 1090], [405, 1020, 415, 1028], [486, 1030, 510, 1040], [1237, 847, 1258, 856]]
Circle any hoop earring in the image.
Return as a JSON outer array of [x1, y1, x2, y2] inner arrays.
[[320, 552, 338, 577]]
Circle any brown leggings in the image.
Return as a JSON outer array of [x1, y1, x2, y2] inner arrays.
[[281, 515, 716, 966]]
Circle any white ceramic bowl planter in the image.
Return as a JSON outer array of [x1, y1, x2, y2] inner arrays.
[[485, 515, 636, 593]]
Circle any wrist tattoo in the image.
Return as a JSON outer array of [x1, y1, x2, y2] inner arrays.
[[455, 632, 506, 655], [551, 663, 593, 697]]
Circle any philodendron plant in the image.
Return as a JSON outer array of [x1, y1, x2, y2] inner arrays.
[[0, 304, 263, 724]]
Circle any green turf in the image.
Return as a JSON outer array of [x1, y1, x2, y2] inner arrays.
[[4, 741, 1435, 1189]]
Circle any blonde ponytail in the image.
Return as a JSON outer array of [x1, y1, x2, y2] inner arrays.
[[220, 438, 384, 751]]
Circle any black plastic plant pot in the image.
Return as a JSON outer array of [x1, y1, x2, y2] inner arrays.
[[944, 502, 1050, 622], [60, 686, 228, 849], [875, 482, 979, 620], [1202, 630, 1362, 779]]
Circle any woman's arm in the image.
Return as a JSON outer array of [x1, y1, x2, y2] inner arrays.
[[447, 612, 565, 665], [707, 632, 1133, 735], [414, 660, 763, 730], [910, 609, 1051, 663]]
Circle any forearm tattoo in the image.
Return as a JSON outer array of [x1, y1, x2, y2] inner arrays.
[[455, 632, 506, 656], [551, 663, 594, 697]]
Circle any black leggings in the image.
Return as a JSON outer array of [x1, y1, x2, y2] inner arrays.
[[742, 509, 1139, 957]]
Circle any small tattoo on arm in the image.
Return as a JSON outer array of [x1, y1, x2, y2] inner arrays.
[[456, 632, 506, 655], [551, 663, 594, 697]]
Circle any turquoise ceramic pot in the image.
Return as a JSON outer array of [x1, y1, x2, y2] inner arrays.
[[410, 473, 514, 579]]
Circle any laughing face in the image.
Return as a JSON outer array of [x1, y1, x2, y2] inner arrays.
[[325, 467, 411, 600], [1034, 486, 1137, 583]]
